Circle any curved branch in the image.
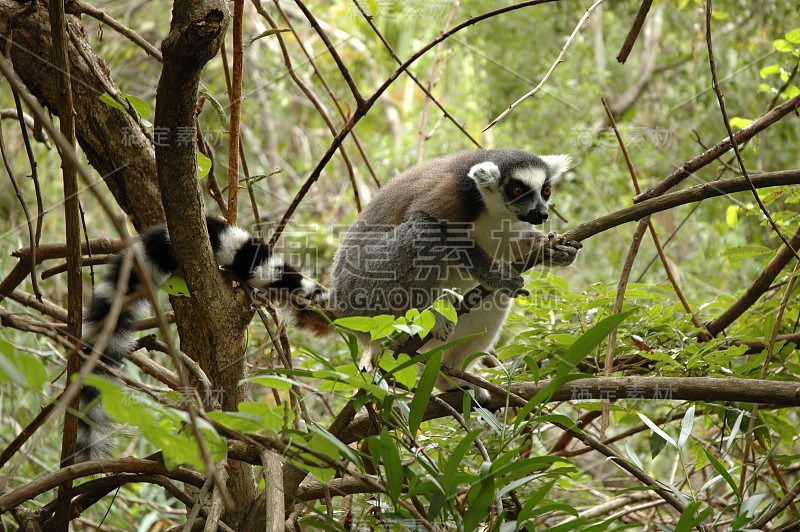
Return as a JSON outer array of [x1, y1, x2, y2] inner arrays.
[[0, 458, 204, 513], [559, 169, 800, 244]]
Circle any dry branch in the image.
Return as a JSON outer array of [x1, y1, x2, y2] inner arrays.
[[337, 376, 800, 445], [706, 225, 800, 336], [616, 0, 654, 63], [0, 458, 204, 513], [635, 92, 800, 202]]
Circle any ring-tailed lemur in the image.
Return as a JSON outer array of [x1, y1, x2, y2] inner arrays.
[[327, 149, 581, 400], [77, 216, 324, 461], [77, 150, 579, 460]]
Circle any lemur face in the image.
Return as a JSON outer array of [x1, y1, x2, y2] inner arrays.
[[467, 154, 571, 225]]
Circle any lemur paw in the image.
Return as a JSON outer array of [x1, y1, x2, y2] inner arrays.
[[489, 260, 529, 298], [430, 312, 455, 341], [544, 240, 583, 267], [388, 332, 412, 353]]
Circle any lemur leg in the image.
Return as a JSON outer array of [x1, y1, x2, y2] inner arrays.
[[434, 291, 512, 404], [359, 337, 382, 372], [459, 244, 529, 297]]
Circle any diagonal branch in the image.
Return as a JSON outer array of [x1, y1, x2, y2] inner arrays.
[[616, 0, 653, 63], [483, 0, 606, 132], [268, 0, 559, 247], [704, 0, 798, 262]]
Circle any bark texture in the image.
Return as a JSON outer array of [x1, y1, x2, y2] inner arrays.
[[2, 0, 163, 230]]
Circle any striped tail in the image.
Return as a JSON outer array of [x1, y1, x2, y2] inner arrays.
[[75, 216, 329, 461]]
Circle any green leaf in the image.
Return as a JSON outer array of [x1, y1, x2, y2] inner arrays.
[[760, 64, 782, 78], [160, 274, 190, 296], [380, 427, 403, 503], [638, 412, 678, 449], [378, 353, 417, 390], [678, 405, 695, 449], [332, 315, 396, 341], [557, 309, 636, 379], [99, 91, 152, 120], [703, 449, 740, 499], [248, 28, 290, 46], [725, 205, 739, 228], [728, 117, 752, 129], [417, 309, 437, 338], [86, 375, 225, 472], [239, 402, 294, 430], [674, 501, 713, 532], [99, 92, 126, 113], [782, 85, 800, 99], [0, 339, 23, 384], [197, 151, 212, 179], [721, 245, 771, 261], [243, 375, 296, 390], [463, 464, 495, 531], [302, 433, 339, 484], [625, 441, 644, 470], [786, 28, 800, 43], [442, 429, 481, 497], [206, 411, 265, 433], [432, 299, 458, 325], [409, 351, 441, 437], [17, 353, 47, 389], [773, 39, 795, 53]]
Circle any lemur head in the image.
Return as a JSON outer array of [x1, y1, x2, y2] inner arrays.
[[468, 152, 571, 225]]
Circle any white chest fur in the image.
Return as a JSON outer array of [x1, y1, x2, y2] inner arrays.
[[471, 211, 531, 261]]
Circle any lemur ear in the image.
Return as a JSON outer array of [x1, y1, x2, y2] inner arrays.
[[540, 154, 572, 184], [468, 161, 501, 187]]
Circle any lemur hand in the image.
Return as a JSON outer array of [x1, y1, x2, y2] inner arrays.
[[542, 239, 583, 267], [488, 260, 530, 298]]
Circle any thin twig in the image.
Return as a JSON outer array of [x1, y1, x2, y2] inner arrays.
[[635, 92, 800, 202], [351, 0, 481, 151], [616, 0, 653, 63], [483, 0, 606, 132], [292, 0, 364, 106], [268, 0, 559, 247], [270, 0, 379, 188], [601, 218, 648, 436], [0, 56, 129, 238], [227, 0, 244, 225], [704, 0, 799, 263], [68, 0, 163, 62], [739, 261, 799, 499], [600, 97, 709, 339], [253, 0, 361, 211], [706, 225, 800, 336], [11, 85, 45, 245], [0, 118, 40, 301]]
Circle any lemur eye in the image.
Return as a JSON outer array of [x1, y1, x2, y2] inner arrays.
[[511, 185, 524, 197], [542, 185, 551, 197]]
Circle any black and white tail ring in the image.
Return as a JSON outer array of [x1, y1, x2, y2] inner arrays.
[[76, 216, 327, 461]]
